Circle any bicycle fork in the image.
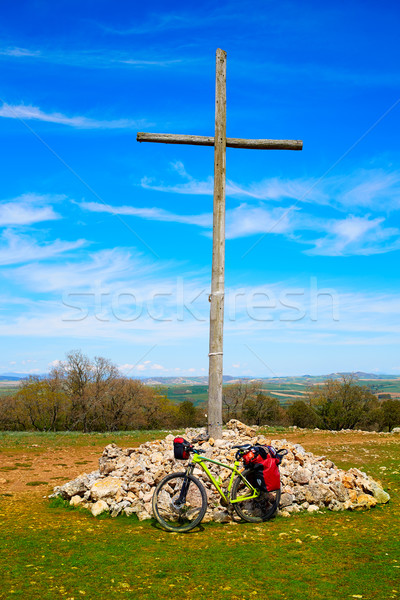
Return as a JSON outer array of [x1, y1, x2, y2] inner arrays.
[[176, 464, 195, 505]]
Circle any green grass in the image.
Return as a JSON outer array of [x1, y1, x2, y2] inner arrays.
[[0, 430, 176, 452], [0, 387, 16, 397], [159, 378, 400, 407], [25, 481, 49, 487], [0, 431, 399, 600], [161, 384, 208, 406]]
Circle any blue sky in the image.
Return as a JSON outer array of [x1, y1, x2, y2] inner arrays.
[[0, 0, 399, 377]]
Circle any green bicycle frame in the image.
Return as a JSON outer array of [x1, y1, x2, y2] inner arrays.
[[188, 453, 259, 504]]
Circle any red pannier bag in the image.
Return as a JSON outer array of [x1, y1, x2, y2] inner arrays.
[[243, 445, 281, 492], [173, 437, 191, 460]]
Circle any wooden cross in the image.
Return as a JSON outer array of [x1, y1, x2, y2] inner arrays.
[[137, 48, 303, 439]]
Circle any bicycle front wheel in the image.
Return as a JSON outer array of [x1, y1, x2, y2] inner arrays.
[[152, 472, 207, 532], [231, 469, 281, 522]]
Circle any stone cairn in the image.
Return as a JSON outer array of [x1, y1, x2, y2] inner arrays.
[[51, 420, 390, 522]]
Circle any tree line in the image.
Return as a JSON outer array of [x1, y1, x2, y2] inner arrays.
[[0, 352, 399, 432], [222, 377, 400, 432], [0, 351, 205, 432]]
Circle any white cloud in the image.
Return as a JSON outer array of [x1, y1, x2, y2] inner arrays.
[[0, 230, 87, 266], [226, 204, 293, 238], [140, 163, 400, 211], [1, 267, 400, 355], [140, 175, 215, 197], [0, 47, 40, 57], [0, 193, 61, 226], [335, 169, 400, 209], [119, 59, 182, 67], [48, 359, 62, 368], [135, 164, 400, 255], [306, 215, 400, 256], [79, 200, 212, 227], [8, 247, 160, 293], [80, 198, 399, 256], [0, 103, 149, 130]]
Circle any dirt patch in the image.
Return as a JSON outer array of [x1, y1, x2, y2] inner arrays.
[[0, 446, 100, 497]]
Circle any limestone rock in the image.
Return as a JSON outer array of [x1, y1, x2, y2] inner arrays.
[[280, 492, 294, 508], [70, 495, 83, 507], [371, 484, 390, 504], [91, 500, 109, 516], [91, 477, 124, 501], [225, 419, 256, 437], [58, 471, 100, 500], [292, 468, 311, 485], [212, 508, 230, 523]]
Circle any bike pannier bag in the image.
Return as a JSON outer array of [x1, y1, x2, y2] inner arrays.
[[173, 437, 191, 460], [242, 444, 268, 466], [247, 446, 281, 492]]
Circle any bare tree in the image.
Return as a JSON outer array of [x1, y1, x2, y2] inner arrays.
[[222, 381, 262, 422]]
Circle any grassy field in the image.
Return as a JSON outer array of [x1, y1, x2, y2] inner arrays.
[[160, 379, 400, 406], [161, 384, 208, 406], [0, 429, 399, 600], [0, 382, 18, 397]]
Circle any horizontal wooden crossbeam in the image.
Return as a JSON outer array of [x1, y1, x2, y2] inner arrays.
[[137, 132, 303, 150]]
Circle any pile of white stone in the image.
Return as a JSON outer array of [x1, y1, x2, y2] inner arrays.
[[51, 419, 390, 522]]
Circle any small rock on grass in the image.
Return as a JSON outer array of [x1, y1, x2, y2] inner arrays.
[[70, 495, 83, 507], [91, 500, 109, 517]]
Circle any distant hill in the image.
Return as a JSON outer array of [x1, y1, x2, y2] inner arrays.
[[1, 371, 399, 406], [138, 372, 400, 385], [0, 371, 399, 385]]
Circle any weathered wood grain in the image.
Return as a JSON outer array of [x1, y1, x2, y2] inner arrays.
[[208, 48, 226, 440], [137, 132, 303, 150]]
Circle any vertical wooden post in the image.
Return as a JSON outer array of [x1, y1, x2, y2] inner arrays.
[[208, 48, 227, 439]]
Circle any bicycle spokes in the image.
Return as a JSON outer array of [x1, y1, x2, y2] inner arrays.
[[154, 474, 206, 528]]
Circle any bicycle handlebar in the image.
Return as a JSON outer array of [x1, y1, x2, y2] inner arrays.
[[190, 447, 206, 455]]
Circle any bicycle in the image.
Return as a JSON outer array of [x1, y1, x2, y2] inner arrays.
[[152, 441, 288, 532]]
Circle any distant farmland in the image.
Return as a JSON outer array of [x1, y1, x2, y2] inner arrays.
[[160, 377, 400, 407], [2, 375, 400, 405], [0, 381, 19, 397]]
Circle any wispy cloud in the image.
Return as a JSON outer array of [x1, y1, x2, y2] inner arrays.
[[80, 198, 400, 255], [0, 193, 62, 226], [118, 58, 182, 67], [0, 103, 150, 130], [140, 163, 400, 210], [0, 47, 40, 57], [338, 169, 400, 209], [306, 214, 400, 256], [81, 163, 400, 256], [0, 230, 87, 266], [79, 200, 212, 227], [1, 269, 400, 351], [8, 248, 165, 293], [0, 45, 192, 70], [141, 162, 324, 202]]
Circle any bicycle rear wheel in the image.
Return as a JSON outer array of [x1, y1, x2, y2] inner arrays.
[[152, 472, 207, 532], [231, 469, 281, 522]]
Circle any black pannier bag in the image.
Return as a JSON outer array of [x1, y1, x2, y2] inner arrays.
[[173, 437, 191, 460]]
